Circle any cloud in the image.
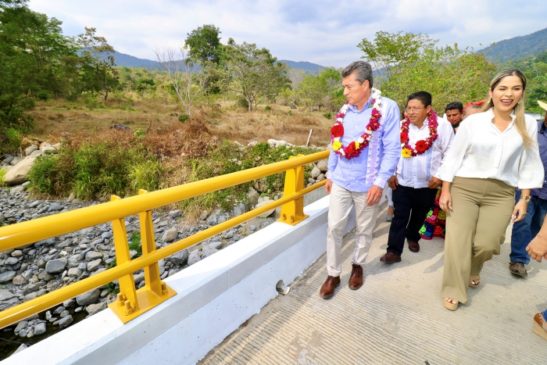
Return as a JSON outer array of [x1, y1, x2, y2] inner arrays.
[[27, 0, 547, 67]]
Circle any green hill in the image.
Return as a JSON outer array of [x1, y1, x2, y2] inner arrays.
[[478, 27, 547, 63]]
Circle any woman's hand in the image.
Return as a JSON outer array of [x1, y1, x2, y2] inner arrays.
[[439, 190, 452, 212], [511, 199, 528, 222], [439, 181, 452, 213]]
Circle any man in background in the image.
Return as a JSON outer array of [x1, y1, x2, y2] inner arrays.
[[509, 100, 547, 278], [444, 101, 464, 131]]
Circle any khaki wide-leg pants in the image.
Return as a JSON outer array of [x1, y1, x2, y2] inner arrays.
[[326, 183, 379, 277], [442, 177, 514, 303]]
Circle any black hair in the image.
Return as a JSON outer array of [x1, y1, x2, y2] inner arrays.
[[407, 91, 432, 107]]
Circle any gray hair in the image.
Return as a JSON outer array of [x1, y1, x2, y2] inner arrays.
[[341, 61, 373, 88]]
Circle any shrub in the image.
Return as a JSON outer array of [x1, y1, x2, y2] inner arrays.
[[1, 128, 23, 153], [0, 167, 6, 186], [181, 141, 317, 212], [178, 114, 190, 123], [29, 142, 162, 200]]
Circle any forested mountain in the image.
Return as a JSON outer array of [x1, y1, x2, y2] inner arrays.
[[478, 27, 547, 63], [100, 50, 325, 74]]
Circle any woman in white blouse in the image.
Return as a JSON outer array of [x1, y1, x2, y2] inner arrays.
[[436, 69, 544, 311]]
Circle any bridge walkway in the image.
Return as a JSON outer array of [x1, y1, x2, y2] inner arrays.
[[201, 214, 547, 364]]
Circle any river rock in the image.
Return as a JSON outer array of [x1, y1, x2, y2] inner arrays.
[[162, 227, 178, 242], [0, 271, 16, 283], [45, 259, 67, 274], [76, 289, 100, 306], [317, 159, 328, 172], [85, 302, 107, 316], [57, 315, 73, 329]]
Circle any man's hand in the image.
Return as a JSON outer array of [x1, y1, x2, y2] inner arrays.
[[367, 185, 383, 206], [325, 178, 333, 194], [526, 233, 547, 262], [427, 177, 442, 189], [387, 176, 398, 190]]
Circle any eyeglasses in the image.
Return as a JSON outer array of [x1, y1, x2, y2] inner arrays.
[[405, 107, 424, 112]]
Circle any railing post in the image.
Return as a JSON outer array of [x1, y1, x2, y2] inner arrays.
[[137, 190, 176, 304], [108, 193, 176, 324], [108, 195, 139, 318], [279, 155, 308, 225]]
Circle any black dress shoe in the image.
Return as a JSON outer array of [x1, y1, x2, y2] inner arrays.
[[408, 240, 420, 253], [380, 251, 401, 264], [319, 276, 340, 299]]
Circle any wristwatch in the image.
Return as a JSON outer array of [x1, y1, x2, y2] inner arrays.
[[521, 195, 531, 203]]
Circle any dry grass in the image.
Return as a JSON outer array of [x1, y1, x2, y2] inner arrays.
[[27, 95, 333, 191], [28, 96, 332, 149]]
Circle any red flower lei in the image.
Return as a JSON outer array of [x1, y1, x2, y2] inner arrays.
[[400, 111, 439, 158], [330, 91, 383, 159]]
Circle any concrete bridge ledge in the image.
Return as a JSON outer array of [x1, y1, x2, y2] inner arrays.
[[3, 196, 332, 365]]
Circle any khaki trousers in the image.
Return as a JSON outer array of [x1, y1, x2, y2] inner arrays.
[[326, 183, 379, 277], [442, 177, 514, 303]]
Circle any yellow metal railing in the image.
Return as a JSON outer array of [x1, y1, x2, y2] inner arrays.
[[0, 150, 329, 329]]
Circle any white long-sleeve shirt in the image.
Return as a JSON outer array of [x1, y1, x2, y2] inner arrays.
[[397, 116, 454, 188], [436, 109, 544, 189]]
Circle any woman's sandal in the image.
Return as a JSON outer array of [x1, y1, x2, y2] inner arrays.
[[443, 297, 459, 311], [469, 275, 480, 288]]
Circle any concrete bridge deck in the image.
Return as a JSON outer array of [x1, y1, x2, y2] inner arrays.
[[201, 216, 547, 364]]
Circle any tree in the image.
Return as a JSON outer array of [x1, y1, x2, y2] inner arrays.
[[358, 31, 436, 77], [75, 27, 119, 101], [381, 50, 495, 112], [224, 40, 290, 111], [156, 48, 197, 117], [295, 68, 343, 111], [0, 0, 78, 135], [184, 25, 223, 65], [506, 51, 547, 113]]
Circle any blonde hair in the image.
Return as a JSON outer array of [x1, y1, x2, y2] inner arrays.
[[483, 69, 533, 148]]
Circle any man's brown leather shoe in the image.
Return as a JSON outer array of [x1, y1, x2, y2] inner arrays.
[[380, 251, 401, 264], [408, 240, 420, 252], [319, 275, 340, 299], [348, 264, 364, 290]]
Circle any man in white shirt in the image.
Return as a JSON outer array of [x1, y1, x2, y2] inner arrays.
[[381, 91, 454, 264]]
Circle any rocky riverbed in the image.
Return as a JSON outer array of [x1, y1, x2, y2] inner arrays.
[[0, 142, 328, 358], [0, 188, 281, 357]]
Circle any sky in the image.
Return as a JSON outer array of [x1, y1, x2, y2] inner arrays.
[[28, 0, 547, 67]]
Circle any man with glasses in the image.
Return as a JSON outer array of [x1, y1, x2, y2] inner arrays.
[[380, 91, 454, 264]]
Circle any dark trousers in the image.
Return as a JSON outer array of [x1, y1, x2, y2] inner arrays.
[[386, 184, 437, 255]]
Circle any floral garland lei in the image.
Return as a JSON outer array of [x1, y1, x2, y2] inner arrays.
[[330, 88, 382, 159], [400, 111, 439, 158]]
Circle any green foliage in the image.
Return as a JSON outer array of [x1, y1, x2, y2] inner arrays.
[[358, 31, 436, 75], [75, 27, 120, 101], [0, 2, 122, 138], [1, 127, 23, 153], [129, 159, 162, 192], [185, 24, 223, 65], [505, 51, 547, 114], [382, 50, 496, 111], [295, 68, 343, 111], [181, 140, 316, 212], [0, 167, 6, 187], [28, 142, 163, 200], [224, 39, 291, 111], [359, 32, 497, 111], [129, 232, 142, 257], [178, 114, 190, 123]]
